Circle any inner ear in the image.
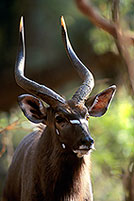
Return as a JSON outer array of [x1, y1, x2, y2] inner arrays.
[[85, 85, 116, 117], [18, 94, 47, 124]]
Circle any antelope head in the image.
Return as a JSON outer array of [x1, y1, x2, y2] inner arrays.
[[15, 16, 116, 158]]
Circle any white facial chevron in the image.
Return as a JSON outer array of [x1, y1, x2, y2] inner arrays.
[[80, 119, 88, 126], [70, 120, 80, 124], [70, 119, 88, 126]]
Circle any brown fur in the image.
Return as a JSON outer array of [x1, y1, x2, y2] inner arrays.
[[2, 86, 115, 201], [5, 16, 116, 201], [2, 127, 93, 201]]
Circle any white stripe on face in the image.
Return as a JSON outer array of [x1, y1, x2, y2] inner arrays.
[[80, 118, 88, 126], [70, 120, 80, 125], [70, 119, 88, 126]]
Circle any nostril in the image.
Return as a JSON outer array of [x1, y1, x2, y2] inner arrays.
[[80, 136, 88, 145], [80, 136, 94, 147]]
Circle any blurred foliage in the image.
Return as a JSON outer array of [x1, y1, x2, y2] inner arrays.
[[0, 109, 33, 194], [90, 86, 134, 200], [88, 29, 116, 54], [87, 0, 134, 54], [1, 0, 134, 71]]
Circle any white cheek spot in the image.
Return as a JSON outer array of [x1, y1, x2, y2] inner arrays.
[[70, 120, 80, 125], [56, 129, 60, 135], [62, 143, 66, 149]]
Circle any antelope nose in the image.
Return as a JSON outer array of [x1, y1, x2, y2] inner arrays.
[[80, 136, 94, 149]]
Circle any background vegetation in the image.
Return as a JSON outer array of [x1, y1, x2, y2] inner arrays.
[[0, 0, 134, 200]]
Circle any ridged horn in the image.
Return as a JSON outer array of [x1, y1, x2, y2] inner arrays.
[[61, 16, 94, 104], [15, 16, 66, 107]]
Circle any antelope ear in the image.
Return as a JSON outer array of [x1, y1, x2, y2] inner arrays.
[[18, 94, 47, 123], [85, 85, 116, 117]]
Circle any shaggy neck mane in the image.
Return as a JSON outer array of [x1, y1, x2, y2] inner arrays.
[[32, 126, 90, 201]]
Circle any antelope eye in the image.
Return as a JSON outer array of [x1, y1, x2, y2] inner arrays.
[[55, 115, 66, 124]]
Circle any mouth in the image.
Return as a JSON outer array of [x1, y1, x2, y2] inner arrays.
[[73, 144, 95, 158]]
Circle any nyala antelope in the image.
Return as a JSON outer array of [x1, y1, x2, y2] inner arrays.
[[2, 16, 116, 201]]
